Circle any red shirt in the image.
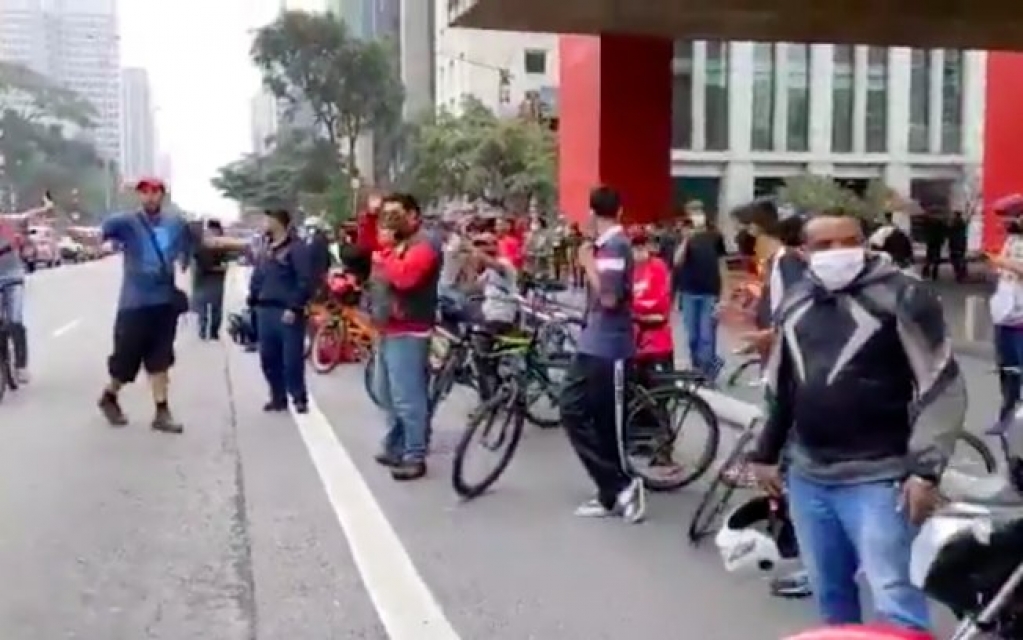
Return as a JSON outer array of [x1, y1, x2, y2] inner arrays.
[[372, 238, 440, 335], [497, 234, 524, 271], [632, 256, 673, 357], [355, 211, 379, 254]]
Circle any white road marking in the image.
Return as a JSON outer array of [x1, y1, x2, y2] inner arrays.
[[51, 319, 81, 337], [289, 398, 461, 640]]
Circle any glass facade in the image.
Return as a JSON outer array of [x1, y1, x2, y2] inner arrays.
[[785, 44, 810, 151], [865, 47, 888, 152], [941, 49, 963, 154], [831, 45, 854, 153], [705, 41, 729, 150], [751, 43, 775, 150], [908, 48, 931, 152], [671, 41, 693, 149]]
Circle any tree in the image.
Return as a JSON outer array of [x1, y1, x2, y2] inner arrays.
[[249, 11, 404, 176], [397, 97, 556, 208], [776, 175, 888, 222]]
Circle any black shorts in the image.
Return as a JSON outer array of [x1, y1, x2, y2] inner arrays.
[[108, 304, 178, 383]]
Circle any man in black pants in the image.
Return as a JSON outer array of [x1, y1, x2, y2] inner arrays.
[[559, 186, 645, 522]]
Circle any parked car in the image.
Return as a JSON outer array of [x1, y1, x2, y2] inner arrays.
[[27, 226, 61, 268], [58, 237, 85, 262]]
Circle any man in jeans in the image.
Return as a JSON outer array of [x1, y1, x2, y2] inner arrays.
[[559, 186, 645, 522], [0, 211, 33, 383], [749, 209, 966, 633], [673, 216, 727, 377], [192, 219, 229, 340], [370, 193, 441, 481]]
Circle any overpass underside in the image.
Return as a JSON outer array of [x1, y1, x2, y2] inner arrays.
[[450, 0, 1023, 50]]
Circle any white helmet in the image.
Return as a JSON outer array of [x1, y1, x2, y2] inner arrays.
[[714, 495, 799, 575]]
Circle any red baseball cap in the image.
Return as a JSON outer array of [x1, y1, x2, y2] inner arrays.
[[135, 177, 166, 192]]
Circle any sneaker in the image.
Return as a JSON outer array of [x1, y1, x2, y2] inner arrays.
[[15, 368, 29, 385], [292, 400, 309, 414], [373, 451, 402, 467], [770, 570, 812, 599], [617, 478, 646, 524], [151, 408, 183, 434], [390, 459, 427, 481], [573, 498, 614, 518], [262, 400, 287, 412], [97, 392, 128, 427]]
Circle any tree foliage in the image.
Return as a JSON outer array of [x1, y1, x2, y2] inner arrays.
[[399, 97, 556, 209], [777, 175, 889, 221], [0, 61, 111, 218], [249, 10, 404, 176]]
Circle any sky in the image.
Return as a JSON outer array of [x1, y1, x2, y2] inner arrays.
[[118, 0, 280, 220]]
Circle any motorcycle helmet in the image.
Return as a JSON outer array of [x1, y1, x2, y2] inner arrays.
[[228, 310, 256, 347], [714, 494, 799, 575]]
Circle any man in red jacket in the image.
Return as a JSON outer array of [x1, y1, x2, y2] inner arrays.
[[368, 193, 442, 481], [630, 229, 679, 470]]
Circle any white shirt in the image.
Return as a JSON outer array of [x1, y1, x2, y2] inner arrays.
[[479, 259, 517, 324]]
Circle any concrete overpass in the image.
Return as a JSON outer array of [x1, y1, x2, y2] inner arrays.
[[448, 0, 1023, 248]]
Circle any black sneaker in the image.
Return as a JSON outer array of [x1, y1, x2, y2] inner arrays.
[[98, 392, 128, 427], [151, 408, 183, 434], [373, 451, 401, 467], [263, 400, 287, 412], [292, 400, 309, 414], [390, 460, 427, 481]]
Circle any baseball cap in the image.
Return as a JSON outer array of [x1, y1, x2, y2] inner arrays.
[[135, 177, 166, 192]]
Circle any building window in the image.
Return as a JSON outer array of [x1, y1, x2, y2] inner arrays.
[[831, 45, 854, 152], [751, 43, 775, 151], [908, 48, 930, 153], [941, 49, 963, 154], [785, 44, 809, 152], [865, 47, 888, 152], [523, 49, 546, 75], [704, 41, 729, 150], [671, 40, 693, 149]]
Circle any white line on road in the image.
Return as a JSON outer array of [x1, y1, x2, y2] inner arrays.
[[51, 319, 81, 337], [290, 398, 461, 640]]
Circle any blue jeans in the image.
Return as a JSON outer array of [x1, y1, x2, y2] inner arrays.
[[995, 325, 1023, 420], [679, 293, 718, 375], [374, 334, 430, 462], [787, 472, 930, 632], [0, 281, 27, 368], [193, 281, 225, 340], [255, 308, 307, 404]]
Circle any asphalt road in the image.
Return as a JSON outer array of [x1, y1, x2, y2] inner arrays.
[[0, 259, 1004, 639]]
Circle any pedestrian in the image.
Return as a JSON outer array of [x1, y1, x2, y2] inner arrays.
[[192, 218, 229, 340], [748, 207, 966, 633], [987, 199, 1023, 419], [947, 210, 968, 281], [868, 211, 915, 271], [673, 211, 727, 378], [559, 185, 645, 522], [368, 193, 442, 481], [97, 177, 240, 432], [0, 210, 32, 384], [248, 208, 312, 413]]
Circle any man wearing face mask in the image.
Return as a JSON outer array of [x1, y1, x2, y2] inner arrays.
[[747, 208, 966, 634]]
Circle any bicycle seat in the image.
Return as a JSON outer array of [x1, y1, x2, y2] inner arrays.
[[941, 469, 1023, 507]]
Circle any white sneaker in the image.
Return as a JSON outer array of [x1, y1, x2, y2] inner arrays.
[[617, 478, 646, 524], [15, 368, 29, 385], [573, 498, 613, 518]]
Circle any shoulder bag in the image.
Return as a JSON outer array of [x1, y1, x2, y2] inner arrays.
[[137, 214, 190, 315]]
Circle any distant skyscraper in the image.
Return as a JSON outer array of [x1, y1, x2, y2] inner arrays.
[[0, 0, 122, 161], [249, 90, 279, 154], [120, 67, 156, 180]]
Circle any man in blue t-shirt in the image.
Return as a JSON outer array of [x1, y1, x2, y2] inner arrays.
[[558, 186, 645, 523]]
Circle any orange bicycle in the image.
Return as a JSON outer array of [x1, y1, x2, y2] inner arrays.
[[308, 272, 376, 374]]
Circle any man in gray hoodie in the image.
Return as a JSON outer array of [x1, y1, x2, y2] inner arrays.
[[0, 215, 28, 383]]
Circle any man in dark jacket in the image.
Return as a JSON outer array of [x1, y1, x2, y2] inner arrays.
[[192, 219, 229, 340], [749, 209, 965, 633]]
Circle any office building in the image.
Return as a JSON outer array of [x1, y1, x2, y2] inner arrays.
[[0, 0, 122, 161], [433, 18, 557, 119], [119, 67, 155, 180]]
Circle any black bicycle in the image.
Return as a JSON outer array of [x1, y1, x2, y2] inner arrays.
[[0, 282, 21, 403]]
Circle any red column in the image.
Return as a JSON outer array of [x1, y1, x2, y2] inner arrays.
[[558, 35, 673, 225], [982, 51, 1023, 251]]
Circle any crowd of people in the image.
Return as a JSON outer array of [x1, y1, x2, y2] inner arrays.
[[9, 173, 1023, 638]]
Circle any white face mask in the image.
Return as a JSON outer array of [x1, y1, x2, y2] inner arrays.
[[808, 247, 865, 291]]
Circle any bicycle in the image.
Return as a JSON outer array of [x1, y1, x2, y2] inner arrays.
[[0, 282, 21, 403]]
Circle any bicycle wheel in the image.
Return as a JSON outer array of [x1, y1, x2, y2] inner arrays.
[[688, 425, 758, 544], [624, 385, 720, 492], [310, 320, 345, 374], [451, 384, 525, 499], [522, 365, 562, 429], [725, 357, 763, 389], [954, 431, 997, 474]]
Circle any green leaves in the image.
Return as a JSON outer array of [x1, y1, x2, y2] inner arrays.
[[777, 175, 890, 221], [398, 97, 556, 209]]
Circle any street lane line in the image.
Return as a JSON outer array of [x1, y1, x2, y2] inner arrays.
[[290, 398, 462, 640], [51, 319, 81, 337]]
